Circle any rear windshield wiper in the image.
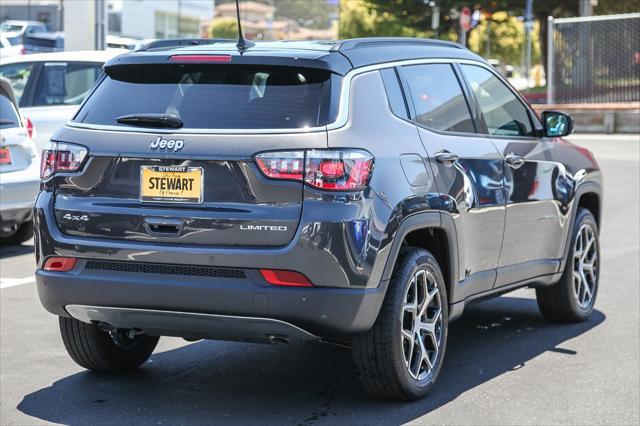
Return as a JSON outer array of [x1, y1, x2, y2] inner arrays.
[[116, 113, 183, 129]]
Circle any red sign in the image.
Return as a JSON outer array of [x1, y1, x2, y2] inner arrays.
[[460, 7, 472, 31]]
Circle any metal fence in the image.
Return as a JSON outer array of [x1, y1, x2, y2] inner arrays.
[[547, 13, 640, 104]]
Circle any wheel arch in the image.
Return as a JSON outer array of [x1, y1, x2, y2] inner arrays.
[[559, 181, 603, 274], [577, 191, 601, 229], [380, 212, 460, 314]]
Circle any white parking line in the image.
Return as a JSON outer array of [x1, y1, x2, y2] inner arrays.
[[0, 277, 35, 289]]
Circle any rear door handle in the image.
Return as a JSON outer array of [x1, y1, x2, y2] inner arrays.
[[144, 217, 184, 236], [505, 154, 525, 169], [434, 151, 459, 166]]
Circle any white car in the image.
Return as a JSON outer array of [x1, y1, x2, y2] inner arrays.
[[0, 77, 39, 244], [0, 34, 24, 58], [0, 50, 122, 150]]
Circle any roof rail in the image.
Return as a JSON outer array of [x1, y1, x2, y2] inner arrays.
[[136, 38, 235, 52], [332, 37, 464, 52]]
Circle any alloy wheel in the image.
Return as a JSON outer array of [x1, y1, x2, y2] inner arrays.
[[573, 223, 598, 309], [401, 269, 443, 381]]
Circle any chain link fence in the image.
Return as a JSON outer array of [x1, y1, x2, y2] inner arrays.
[[547, 13, 640, 104]]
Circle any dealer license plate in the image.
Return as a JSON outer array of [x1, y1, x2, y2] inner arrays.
[[140, 165, 203, 203]]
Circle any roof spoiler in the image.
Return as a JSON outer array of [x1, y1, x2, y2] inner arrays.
[[135, 38, 235, 52]]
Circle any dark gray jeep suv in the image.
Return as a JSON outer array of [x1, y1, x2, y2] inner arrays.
[[34, 38, 603, 401]]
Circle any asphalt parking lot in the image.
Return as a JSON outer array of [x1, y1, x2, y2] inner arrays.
[[1, 134, 638, 425]]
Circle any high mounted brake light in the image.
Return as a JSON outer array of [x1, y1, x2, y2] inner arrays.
[[169, 55, 232, 63], [255, 150, 373, 191], [40, 142, 88, 180]]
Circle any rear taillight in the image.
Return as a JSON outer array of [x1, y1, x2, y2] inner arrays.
[[40, 142, 88, 180], [0, 147, 12, 165], [255, 149, 373, 191], [23, 116, 35, 140], [255, 151, 304, 180]]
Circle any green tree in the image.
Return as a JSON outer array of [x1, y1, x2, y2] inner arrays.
[[208, 18, 238, 39], [468, 11, 541, 65], [216, 0, 339, 30], [339, 0, 431, 39]]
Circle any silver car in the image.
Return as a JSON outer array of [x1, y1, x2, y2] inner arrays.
[[0, 50, 121, 150], [0, 77, 39, 244]]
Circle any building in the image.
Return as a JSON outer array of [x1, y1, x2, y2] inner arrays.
[[106, 0, 215, 40], [0, 0, 63, 31]]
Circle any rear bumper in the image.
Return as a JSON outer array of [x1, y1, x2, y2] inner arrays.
[[66, 305, 318, 344], [36, 262, 388, 338], [0, 164, 40, 213]]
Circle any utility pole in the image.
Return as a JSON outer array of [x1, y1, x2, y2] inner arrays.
[[431, 5, 440, 39], [579, 0, 594, 16], [64, 0, 105, 51], [485, 16, 491, 58], [524, 0, 533, 91], [177, 0, 182, 37]]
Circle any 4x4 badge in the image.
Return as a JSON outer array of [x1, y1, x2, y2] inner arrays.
[[150, 136, 184, 152]]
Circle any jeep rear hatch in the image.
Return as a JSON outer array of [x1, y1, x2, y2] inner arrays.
[[51, 62, 340, 246]]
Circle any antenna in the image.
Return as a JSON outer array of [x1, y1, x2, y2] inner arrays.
[[235, 0, 255, 53]]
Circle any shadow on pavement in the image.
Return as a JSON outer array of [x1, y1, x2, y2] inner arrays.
[[17, 296, 605, 425], [0, 243, 34, 259]]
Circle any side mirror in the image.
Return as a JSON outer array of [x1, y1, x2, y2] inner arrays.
[[541, 110, 573, 138]]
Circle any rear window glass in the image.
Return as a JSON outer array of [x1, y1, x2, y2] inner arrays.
[[0, 95, 20, 129], [74, 64, 336, 129]]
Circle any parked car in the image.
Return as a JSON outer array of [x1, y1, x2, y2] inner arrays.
[[0, 77, 39, 245], [22, 31, 64, 54], [33, 38, 602, 401], [0, 50, 121, 150], [0, 34, 24, 58], [0, 20, 48, 45]]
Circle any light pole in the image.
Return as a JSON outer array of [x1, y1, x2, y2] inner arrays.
[[524, 0, 534, 91]]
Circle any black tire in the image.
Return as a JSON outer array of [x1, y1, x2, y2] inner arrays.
[[0, 221, 33, 245], [59, 316, 159, 372], [353, 247, 449, 401], [536, 208, 600, 322]]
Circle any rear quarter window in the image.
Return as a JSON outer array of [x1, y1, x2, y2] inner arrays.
[[380, 68, 409, 120], [74, 64, 339, 130]]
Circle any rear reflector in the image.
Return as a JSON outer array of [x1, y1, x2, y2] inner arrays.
[[23, 116, 35, 140], [260, 269, 313, 287], [169, 55, 232, 63], [43, 257, 77, 272]]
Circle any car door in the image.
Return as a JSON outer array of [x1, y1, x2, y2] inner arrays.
[[458, 63, 567, 287], [22, 61, 103, 149], [398, 62, 506, 301]]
